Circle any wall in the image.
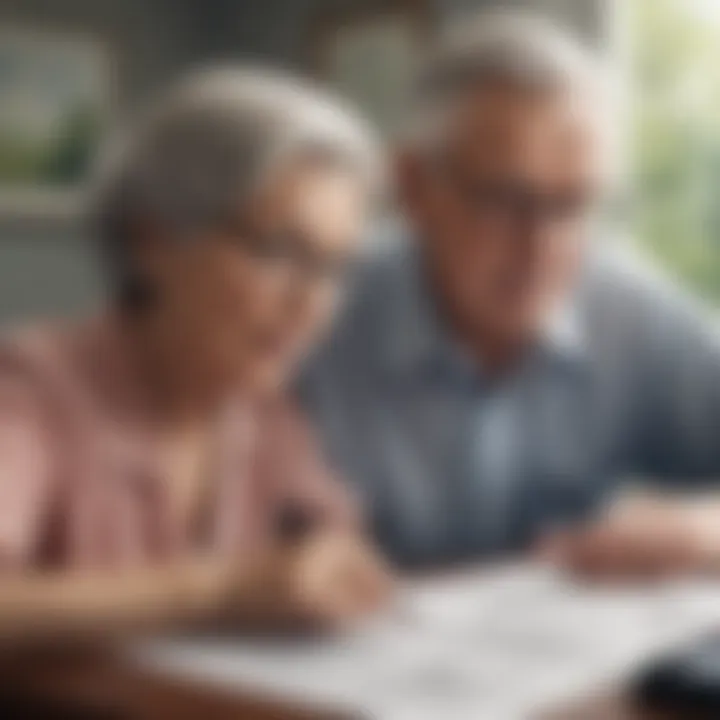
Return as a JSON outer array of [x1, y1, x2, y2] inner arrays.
[[0, 0, 207, 322], [226, 0, 607, 64], [0, 0, 607, 323]]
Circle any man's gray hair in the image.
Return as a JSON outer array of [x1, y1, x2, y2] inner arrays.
[[92, 67, 380, 305], [409, 9, 604, 145]]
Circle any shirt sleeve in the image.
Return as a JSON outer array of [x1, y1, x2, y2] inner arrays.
[[0, 379, 55, 566], [255, 397, 360, 536], [634, 278, 720, 483]]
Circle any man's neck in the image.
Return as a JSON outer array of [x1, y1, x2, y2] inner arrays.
[[453, 316, 530, 378], [423, 266, 529, 378]]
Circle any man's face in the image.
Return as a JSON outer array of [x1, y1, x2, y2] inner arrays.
[[400, 83, 608, 347]]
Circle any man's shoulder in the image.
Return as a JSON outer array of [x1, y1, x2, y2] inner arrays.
[[585, 242, 702, 315], [302, 223, 412, 386], [352, 221, 414, 298], [329, 225, 412, 340], [581, 240, 717, 356], [343, 235, 710, 351]]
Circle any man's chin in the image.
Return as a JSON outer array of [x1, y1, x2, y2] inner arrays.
[[483, 313, 543, 342], [469, 311, 551, 365]]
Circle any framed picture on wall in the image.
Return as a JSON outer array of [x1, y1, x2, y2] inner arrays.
[[307, 0, 433, 137], [0, 27, 113, 218]]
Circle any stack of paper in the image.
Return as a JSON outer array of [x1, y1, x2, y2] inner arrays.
[[132, 565, 720, 719]]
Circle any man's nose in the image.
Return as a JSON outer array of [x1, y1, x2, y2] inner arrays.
[[512, 208, 558, 248]]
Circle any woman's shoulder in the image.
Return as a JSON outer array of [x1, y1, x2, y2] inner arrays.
[[0, 317, 111, 425], [0, 318, 89, 385], [0, 320, 70, 381]]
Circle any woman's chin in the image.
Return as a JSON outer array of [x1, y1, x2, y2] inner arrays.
[[235, 361, 292, 397]]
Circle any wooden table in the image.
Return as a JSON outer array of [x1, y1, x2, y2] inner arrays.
[[0, 561, 703, 720], [0, 647, 682, 720], [0, 649, 329, 719]]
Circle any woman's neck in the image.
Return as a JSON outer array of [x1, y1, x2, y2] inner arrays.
[[113, 309, 237, 428]]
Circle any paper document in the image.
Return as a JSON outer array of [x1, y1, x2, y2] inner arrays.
[[132, 565, 720, 719]]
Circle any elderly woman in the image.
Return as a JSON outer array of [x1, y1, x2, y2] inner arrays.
[[0, 69, 388, 640]]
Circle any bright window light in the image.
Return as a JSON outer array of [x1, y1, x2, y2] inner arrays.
[[630, 0, 720, 303]]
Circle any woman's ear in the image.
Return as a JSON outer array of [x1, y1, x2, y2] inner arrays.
[[127, 218, 174, 276], [114, 218, 167, 315]]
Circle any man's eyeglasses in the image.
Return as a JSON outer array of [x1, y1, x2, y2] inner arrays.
[[433, 157, 623, 228]]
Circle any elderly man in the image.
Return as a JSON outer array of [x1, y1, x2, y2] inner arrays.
[[301, 12, 720, 574]]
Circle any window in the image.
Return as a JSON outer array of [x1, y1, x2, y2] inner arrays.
[[307, 1, 430, 137], [0, 27, 111, 216], [630, 0, 720, 302]]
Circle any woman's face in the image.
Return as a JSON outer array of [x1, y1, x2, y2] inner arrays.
[[138, 162, 368, 395]]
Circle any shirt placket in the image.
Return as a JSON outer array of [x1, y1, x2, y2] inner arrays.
[[454, 382, 523, 555], [207, 402, 257, 556]]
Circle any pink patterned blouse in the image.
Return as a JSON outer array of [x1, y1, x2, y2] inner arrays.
[[0, 315, 354, 569]]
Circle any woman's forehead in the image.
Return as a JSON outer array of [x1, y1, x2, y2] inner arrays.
[[253, 164, 366, 242]]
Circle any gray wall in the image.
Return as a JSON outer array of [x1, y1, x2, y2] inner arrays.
[[0, 0, 212, 322], [0, 0, 607, 323], [226, 0, 606, 63]]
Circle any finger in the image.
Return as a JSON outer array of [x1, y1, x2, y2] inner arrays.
[[534, 532, 569, 562], [295, 542, 390, 625], [355, 564, 394, 612], [568, 521, 682, 581], [564, 524, 635, 579], [534, 527, 585, 568], [643, 522, 699, 578], [333, 554, 392, 618]]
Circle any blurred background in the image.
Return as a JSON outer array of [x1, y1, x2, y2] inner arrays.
[[0, 0, 717, 318]]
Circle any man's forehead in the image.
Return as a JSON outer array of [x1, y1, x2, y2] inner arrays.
[[443, 84, 606, 169]]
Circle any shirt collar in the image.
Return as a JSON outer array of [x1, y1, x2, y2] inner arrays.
[[381, 239, 589, 380], [382, 241, 469, 379], [540, 296, 588, 365]]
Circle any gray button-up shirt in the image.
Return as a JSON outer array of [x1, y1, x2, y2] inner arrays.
[[299, 231, 720, 566]]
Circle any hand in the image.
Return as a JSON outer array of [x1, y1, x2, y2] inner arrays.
[[283, 531, 394, 628], [536, 495, 720, 581]]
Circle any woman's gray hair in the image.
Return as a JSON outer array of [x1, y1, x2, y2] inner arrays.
[[409, 9, 604, 147], [92, 67, 381, 309]]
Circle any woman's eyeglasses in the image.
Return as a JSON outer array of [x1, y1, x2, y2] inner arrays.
[[223, 222, 356, 285]]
